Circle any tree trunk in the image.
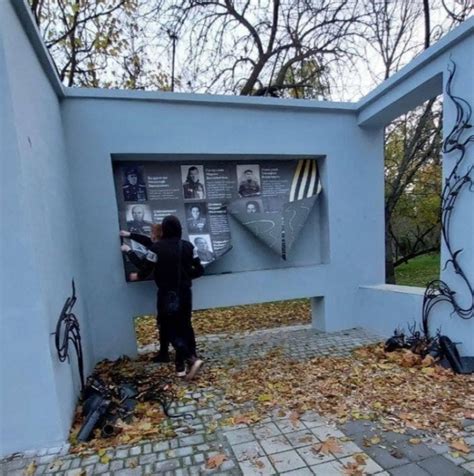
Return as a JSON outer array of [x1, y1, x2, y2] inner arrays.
[[385, 216, 396, 284]]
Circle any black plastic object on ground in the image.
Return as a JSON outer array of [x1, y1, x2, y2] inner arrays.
[[77, 394, 111, 442], [384, 330, 407, 352], [75, 368, 195, 442], [77, 379, 140, 442], [439, 336, 474, 374]]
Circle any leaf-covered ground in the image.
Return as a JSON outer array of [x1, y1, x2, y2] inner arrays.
[[206, 345, 473, 441], [134, 299, 311, 347], [69, 344, 473, 457]]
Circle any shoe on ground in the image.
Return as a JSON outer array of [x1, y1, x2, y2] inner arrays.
[[185, 359, 204, 381], [153, 353, 171, 363], [176, 370, 186, 377]]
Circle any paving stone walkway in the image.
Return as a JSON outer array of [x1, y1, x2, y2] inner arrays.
[[2, 326, 473, 476], [141, 324, 379, 363]]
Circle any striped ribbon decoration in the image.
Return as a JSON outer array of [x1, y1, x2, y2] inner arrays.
[[289, 159, 321, 202]]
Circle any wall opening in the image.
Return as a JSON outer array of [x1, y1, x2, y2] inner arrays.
[[384, 96, 443, 287], [134, 298, 311, 354]]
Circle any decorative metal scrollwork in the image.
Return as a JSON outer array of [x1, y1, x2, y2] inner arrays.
[[422, 60, 474, 338]]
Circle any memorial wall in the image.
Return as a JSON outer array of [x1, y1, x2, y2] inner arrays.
[[3, 0, 473, 458], [113, 158, 322, 279]]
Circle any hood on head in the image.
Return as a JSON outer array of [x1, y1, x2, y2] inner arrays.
[[161, 215, 182, 239]]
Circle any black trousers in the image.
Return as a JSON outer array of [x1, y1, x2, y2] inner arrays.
[[155, 307, 170, 357], [157, 288, 197, 371]]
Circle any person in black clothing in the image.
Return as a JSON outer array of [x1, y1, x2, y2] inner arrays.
[[129, 216, 204, 380], [120, 224, 171, 364]]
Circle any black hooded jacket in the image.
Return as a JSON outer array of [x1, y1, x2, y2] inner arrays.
[[137, 216, 204, 289]]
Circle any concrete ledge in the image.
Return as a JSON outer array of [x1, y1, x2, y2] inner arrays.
[[10, 0, 473, 124], [356, 17, 474, 116], [64, 87, 357, 112], [11, 0, 64, 97], [360, 284, 426, 296], [355, 284, 425, 337]]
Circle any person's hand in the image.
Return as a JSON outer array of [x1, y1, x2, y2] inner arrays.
[[129, 273, 139, 281], [121, 244, 131, 253], [120, 230, 131, 237]]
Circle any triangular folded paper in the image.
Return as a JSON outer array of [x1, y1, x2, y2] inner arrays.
[[228, 205, 283, 256], [282, 194, 318, 255], [228, 158, 321, 259]]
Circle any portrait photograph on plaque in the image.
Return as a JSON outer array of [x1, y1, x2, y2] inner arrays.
[[185, 203, 209, 234], [189, 234, 215, 264], [181, 164, 206, 200], [236, 164, 261, 198], [121, 165, 147, 202]]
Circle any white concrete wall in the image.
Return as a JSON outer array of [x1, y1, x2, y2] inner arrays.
[[354, 28, 474, 355], [356, 285, 425, 337], [434, 35, 474, 355], [0, 1, 93, 457], [61, 95, 385, 360], [1, 0, 473, 458]]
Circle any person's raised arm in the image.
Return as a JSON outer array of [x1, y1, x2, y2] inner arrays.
[[120, 230, 153, 249], [121, 244, 147, 270]]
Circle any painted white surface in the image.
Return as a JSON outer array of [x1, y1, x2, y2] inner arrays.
[[356, 285, 425, 337], [1, 0, 473, 457], [354, 33, 474, 355], [61, 97, 384, 359], [0, 0, 93, 457]]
